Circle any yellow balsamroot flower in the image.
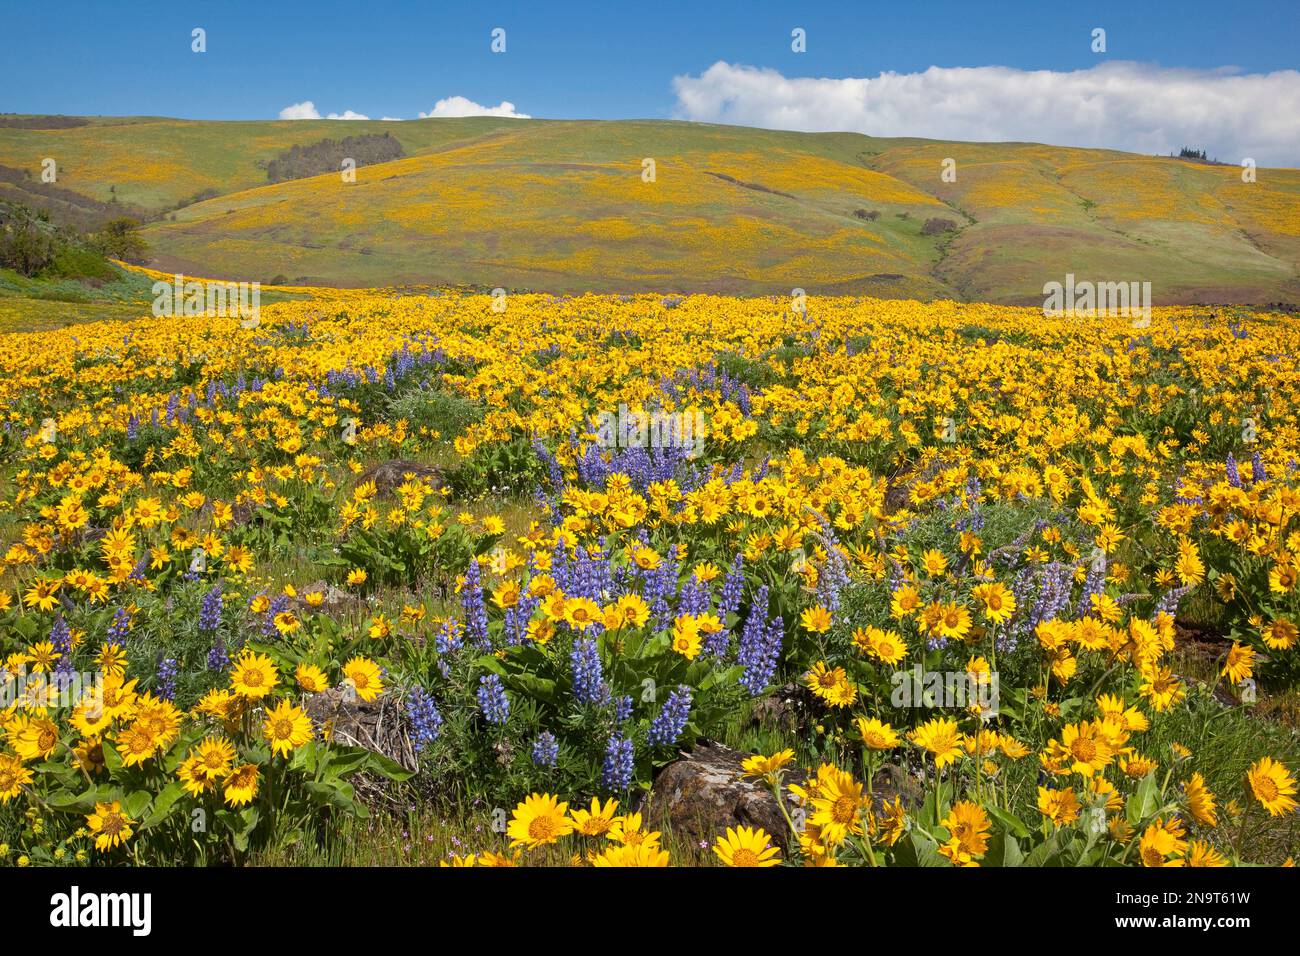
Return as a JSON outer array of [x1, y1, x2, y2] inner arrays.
[[1139, 816, 1188, 867], [507, 793, 573, 849], [23, 579, 61, 612], [94, 642, 128, 678], [670, 616, 703, 661], [853, 625, 907, 665], [941, 801, 991, 860], [196, 688, 245, 729], [939, 838, 979, 867], [932, 602, 972, 642], [1221, 642, 1255, 685], [1175, 537, 1205, 586], [476, 850, 521, 867], [491, 580, 521, 610], [10, 715, 59, 762], [920, 549, 948, 577], [1120, 754, 1158, 779], [1246, 757, 1299, 817], [741, 749, 795, 782], [223, 764, 260, 807], [712, 825, 781, 867], [1262, 619, 1298, 650], [263, 699, 314, 757], [890, 585, 921, 619], [86, 801, 135, 852], [346, 568, 368, 587], [971, 581, 1016, 624], [1184, 772, 1218, 828], [1058, 721, 1115, 777], [614, 593, 650, 628], [569, 797, 619, 837], [1138, 665, 1185, 713], [998, 734, 1031, 760], [799, 604, 833, 633], [911, 717, 963, 769], [809, 766, 866, 845], [229, 651, 280, 700], [134, 696, 181, 749], [872, 795, 908, 847], [115, 721, 159, 768], [1095, 693, 1150, 732], [25, 641, 60, 673], [564, 596, 602, 631], [856, 717, 900, 750], [1186, 840, 1229, 867], [191, 736, 236, 782], [0, 753, 33, 802], [630, 545, 661, 570], [343, 657, 384, 702], [177, 757, 213, 797], [1037, 786, 1081, 827], [526, 618, 556, 645], [804, 661, 857, 708], [367, 613, 392, 639], [607, 812, 660, 849], [591, 843, 671, 867], [296, 662, 329, 693]]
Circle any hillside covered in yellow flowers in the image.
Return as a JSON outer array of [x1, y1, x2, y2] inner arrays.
[[2, 116, 1297, 304]]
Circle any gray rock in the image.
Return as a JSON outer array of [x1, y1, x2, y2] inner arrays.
[[640, 740, 805, 843], [357, 459, 443, 498]]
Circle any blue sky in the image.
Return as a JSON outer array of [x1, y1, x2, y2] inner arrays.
[[2, 0, 1294, 120], [3, 0, 1298, 162]]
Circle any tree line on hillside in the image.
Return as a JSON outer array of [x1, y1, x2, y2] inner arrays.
[[0, 200, 147, 278], [263, 133, 405, 182]]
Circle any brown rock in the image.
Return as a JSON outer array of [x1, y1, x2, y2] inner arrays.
[[870, 761, 926, 811], [304, 686, 416, 772], [640, 740, 805, 844], [357, 459, 443, 498]]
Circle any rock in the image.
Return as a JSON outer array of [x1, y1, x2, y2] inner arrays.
[[304, 686, 416, 772], [291, 580, 353, 611], [357, 459, 443, 498], [639, 740, 805, 843], [748, 683, 811, 735], [230, 500, 256, 527], [871, 761, 926, 811]]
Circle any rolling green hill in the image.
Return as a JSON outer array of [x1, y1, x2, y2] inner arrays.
[[2, 115, 1297, 303]]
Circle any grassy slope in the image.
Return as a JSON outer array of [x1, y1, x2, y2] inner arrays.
[[1, 116, 1297, 302]]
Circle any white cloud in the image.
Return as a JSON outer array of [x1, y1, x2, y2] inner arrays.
[[278, 100, 321, 120], [277, 101, 370, 120], [672, 61, 1300, 167], [418, 96, 530, 119]]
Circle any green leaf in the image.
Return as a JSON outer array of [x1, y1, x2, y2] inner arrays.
[[983, 830, 1024, 867], [122, 789, 152, 821], [360, 751, 414, 782], [1127, 771, 1159, 825], [987, 805, 1031, 840], [893, 830, 946, 867], [141, 782, 186, 831]]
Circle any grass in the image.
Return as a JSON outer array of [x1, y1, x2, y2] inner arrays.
[[252, 800, 718, 866]]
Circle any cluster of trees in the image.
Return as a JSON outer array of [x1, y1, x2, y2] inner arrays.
[[0, 114, 89, 129], [921, 217, 958, 236], [0, 200, 147, 278], [264, 133, 404, 182], [1174, 146, 1226, 165]]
